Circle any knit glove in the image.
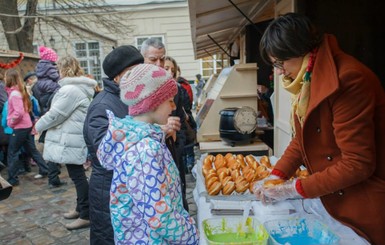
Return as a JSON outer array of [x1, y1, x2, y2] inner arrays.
[[261, 179, 303, 205]]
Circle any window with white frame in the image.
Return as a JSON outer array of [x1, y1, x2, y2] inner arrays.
[[200, 54, 229, 80], [135, 35, 165, 51], [74, 41, 102, 83]]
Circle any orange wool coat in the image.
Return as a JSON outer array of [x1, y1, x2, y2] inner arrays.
[[274, 34, 385, 244]]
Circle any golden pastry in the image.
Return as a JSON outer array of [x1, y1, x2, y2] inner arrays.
[[260, 155, 272, 168], [222, 181, 236, 195], [263, 179, 285, 188]]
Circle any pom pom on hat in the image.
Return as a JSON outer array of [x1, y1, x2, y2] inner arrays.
[[39, 46, 58, 62], [102, 45, 144, 79], [120, 64, 177, 116]]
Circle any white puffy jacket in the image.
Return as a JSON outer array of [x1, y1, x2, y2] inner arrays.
[[35, 76, 96, 165]]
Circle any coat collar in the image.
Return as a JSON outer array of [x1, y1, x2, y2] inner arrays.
[[306, 34, 341, 116]]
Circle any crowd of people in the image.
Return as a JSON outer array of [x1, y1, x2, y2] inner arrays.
[[0, 38, 200, 243], [1, 12, 384, 245]]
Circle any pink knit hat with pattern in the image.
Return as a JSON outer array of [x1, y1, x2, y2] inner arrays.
[[120, 64, 177, 116], [39, 46, 58, 62]]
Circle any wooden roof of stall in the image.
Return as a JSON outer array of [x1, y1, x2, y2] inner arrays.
[[188, 0, 275, 59]]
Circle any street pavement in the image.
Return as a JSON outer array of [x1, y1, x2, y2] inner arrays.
[[0, 164, 198, 244]]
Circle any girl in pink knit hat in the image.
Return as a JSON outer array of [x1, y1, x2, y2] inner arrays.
[[97, 64, 199, 244], [33, 46, 60, 115]]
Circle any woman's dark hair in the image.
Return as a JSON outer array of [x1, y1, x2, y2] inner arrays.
[[259, 13, 323, 64]]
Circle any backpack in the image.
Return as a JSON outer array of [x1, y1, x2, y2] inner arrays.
[[177, 77, 193, 106]]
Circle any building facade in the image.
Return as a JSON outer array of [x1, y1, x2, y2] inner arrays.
[[0, 0, 206, 83]]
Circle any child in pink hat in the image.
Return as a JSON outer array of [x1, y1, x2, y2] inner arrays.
[[33, 46, 60, 115], [97, 64, 199, 244]]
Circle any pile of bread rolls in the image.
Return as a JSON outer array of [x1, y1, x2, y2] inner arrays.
[[202, 153, 273, 196], [202, 153, 310, 195]]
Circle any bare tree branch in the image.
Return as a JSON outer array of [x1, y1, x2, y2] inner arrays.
[[0, 0, 134, 52]]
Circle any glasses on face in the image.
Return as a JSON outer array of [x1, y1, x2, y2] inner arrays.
[[272, 59, 284, 69]]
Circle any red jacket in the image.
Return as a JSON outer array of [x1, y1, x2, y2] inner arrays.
[[274, 34, 385, 244]]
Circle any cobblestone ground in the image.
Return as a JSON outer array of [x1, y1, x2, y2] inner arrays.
[[0, 152, 199, 244]]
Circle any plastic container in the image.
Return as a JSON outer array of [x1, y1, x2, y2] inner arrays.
[[263, 218, 340, 245], [203, 217, 269, 245]]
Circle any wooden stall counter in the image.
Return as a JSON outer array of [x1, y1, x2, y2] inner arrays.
[[199, 140, 272, 156]]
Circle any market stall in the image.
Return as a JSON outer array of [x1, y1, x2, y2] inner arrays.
[[195, 62, 271, 155], [192, 154, 369, 245]]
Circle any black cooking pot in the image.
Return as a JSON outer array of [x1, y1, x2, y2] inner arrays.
[[219, 107, 256, 146]]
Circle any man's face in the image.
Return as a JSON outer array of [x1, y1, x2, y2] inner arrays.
[[144, 46, 166, 68]]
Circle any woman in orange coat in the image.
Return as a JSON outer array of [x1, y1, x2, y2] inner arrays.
[[255, 13, 385, 244]]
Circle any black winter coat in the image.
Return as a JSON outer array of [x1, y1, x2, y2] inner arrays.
[[83, 78, 128, 245]]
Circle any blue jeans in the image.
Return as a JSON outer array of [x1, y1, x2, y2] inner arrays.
[[7, 128, 48, 184]]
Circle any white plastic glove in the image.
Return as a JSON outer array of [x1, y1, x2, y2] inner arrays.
[[261, 179, 303, 205], [252, 174, 280, 201]]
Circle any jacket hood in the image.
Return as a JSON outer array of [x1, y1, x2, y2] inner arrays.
[[35, 60, 57, 77], [5, 86, 20, 95], [59, 76, 97, 98], [102, 77, 120, 95], [98, 110, 164, 170]]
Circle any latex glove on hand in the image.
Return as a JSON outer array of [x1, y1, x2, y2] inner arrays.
[[252, 174, 281, 201], [260, 179, 303, 205]]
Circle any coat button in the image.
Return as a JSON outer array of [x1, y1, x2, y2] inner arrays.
[[338, 190, 344, 196], [317, 127, 321, 133], [327, 156, 333, 161]]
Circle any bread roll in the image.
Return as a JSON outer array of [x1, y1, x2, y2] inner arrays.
[[263, 179, 285, 188], [255, 165, 267, 174], [224, 153, 234, 160], [203, 155, 214, 165], [249, 181, 256, 193], [216, 167, 230, 176], [202, 167, 216, 178], [206, 176, 219, 189], [231, 169, 241, 181], [221, 176, 232, 186], [222, 181, 235, 195], [260, 155, 272, 168], [245, 155, 256, 165], [208, 181, 222, 195], [236, 155, 247, 168], [235, 176, 249, 193], [242, 166, 257, 183], [297, 169, 309, 179], [205, 171, 217, 181], [214, 154, 227, 169], [227, 158, 240, 170], [257, 170, 270, 180]]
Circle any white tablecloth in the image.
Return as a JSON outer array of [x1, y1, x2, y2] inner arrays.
[[192, 155, 369, 245]]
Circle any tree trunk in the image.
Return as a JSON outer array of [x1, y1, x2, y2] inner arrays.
[[0, 0, 37, 52]]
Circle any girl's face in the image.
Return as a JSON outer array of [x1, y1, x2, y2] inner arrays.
[[152, 97, 176, 125], [271, 56, 304, 80], [164, 60, 176, 78]]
